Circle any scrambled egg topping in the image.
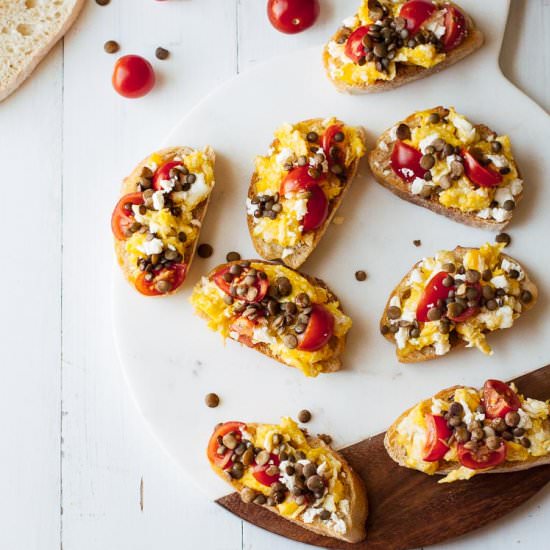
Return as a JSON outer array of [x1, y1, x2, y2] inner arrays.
[[396, 386, 550, 483], [250, 118, 366, 249], [190, 263, 352, 377], [124, 149, 215, 277], [325, 1, 446, 86], [391, 243, 528, 359]]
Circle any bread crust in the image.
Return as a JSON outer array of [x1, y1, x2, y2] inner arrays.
[[114, 146, 215, 296], [196, 260, 348, 374], [384, 385, 550, 476], [247, 119, 366, 270], [211, 424, 368, 543], [323, 3, 484, 94], [380, 246, 538, 363], [368, 106, 523, 230], [0, 0, 86, 103]]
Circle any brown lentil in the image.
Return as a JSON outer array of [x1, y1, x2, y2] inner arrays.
[[95, 0, 110, 5], [413, 239, 421, 247], [104, 40, 119, 54], [495, 232, 511, 247], [355, 270, 367, 281], [396, 123, 411, 141], [204, 393, 219, 408], [155, 47, 170, 60], [197, 243, 213, 258], [298, 409, 312, 423]]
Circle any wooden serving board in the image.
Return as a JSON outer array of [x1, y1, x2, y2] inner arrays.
[[217, 365, 550, 550]]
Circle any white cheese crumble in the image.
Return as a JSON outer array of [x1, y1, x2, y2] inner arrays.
[[395, 327, 409, 350], [517, 408, 533, 430], [389, 125, 398, 141], [490, 274, 509, 290], [182, 173, 211, 208], [276, 147, 295, 167], [501, 258, 524, 280], [152, 190, 165, 211], [522, 398, 550, 418], [252, 326, 276, 345], [138, 238, 163, 255], [449, 112, 476, 142], [494, 186, 514, 206], [510, 178, 523, 196], [389, 295, 401, 308], [342, 15, 357, 28], [419, 133, 440, 153], [411, 177, 426, 195], [486, 154, 508, 169]]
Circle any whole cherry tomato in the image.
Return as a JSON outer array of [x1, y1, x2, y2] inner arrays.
[[416, 272, 454, 322], [252, 454, 281, 486], [344, 25, 370, 62], [134, 263, 187, 296], [153, 160, 184, 191], [207, 422, 246, 470], [483, 379, 521, 419], [462, 149, 503, 188], [280, 166, 323, 195], [321, 124, 346, 168], [111, 192, 144, 240], [112, 55, 156, 99], [302, 185, 329, 232], [298, 304, 334, 351], [457, 441, 507, 470], [423, 414, 452, 461], [267, 0, 320, 34], [399, 0, 437, 35], [390, 140, 425, 183], [442, 5, 467, 51]]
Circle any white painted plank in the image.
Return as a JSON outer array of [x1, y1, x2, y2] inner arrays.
[[0, 44, 63, 549]]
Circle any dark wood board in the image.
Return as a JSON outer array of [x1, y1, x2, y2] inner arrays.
[[217, 365, 550, 549]]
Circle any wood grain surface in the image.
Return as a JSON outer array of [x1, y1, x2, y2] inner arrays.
[[218, 365, 550, 550]]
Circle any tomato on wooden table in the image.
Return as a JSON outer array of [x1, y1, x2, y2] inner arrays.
[[252, 454, 281, 486], [416, 272, 454, 322], [213, 266, 269, 303], [153, 160, 184, 191], [135, 263, 186, 296], [207, 422, 246, 470], [457, 441, 507, 470], [112, 55, 156, 98], [302, 185, 329, 232], [423, 414, 452, 461], [344, 25, 371, 62], [111, 192, 144, 240], [399, 0, 437, 35], [298, 304, 334, 351], [483, 379, 521, 419], [462, 149, 503, 188], [267, 0, 320, 34], [390, 140, 425, 183], [442, 5, 467, 51], [280, 166, 323, 195], [321, 124, 346, 168]]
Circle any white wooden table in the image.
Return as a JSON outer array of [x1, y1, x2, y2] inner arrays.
[[1, 1, 548, 549]]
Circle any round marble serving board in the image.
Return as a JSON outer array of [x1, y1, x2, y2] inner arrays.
[[113, 0, 550, 546]]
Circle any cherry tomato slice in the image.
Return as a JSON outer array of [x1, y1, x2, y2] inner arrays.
[[390, 140, 425, 183], [302, 185, 329, 232], [252, 454, 281, 486], [267, 0, 320, 34], [280, 166, 324, 195], [321, 124, 346, 168], [483, 379, 521, 419], [135, 263, 187, 296], [112, 55, 156, 99], [344, 25, 370, 62], [462, 149, 503, 188], [416, 272, 454, 322], [298, 304, 335, 351], [153, 160, 183, 191], [447, 306, 479, 323], [399, 0, 437, 35], [229, 316, 256, 348], [423, 414, 452, 462], [111, 192, 144, 240], [457, 441, 507, 470], [213, 267, 269, 303], [442, 5, 467, 51], [207, 421, 246, 470]]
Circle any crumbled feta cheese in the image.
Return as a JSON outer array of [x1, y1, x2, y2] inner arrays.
[[302, 507, 323, 524], [342, 15, 357, 28], [282, 247, 294, 258], [478, 305, 514, 330], [517, 408, 533, 430], [522, 398, 550, 419], [401, 168, 415, 180], [246, 197, 257, 216], [327, 514, 347, 534], [490, 275, 509, 290], [446, 154, 462, 168], [494, 187, 514, 206], [395, 327, 409, 349], [434, 332, 451, 356], [486, 154, 508, 169], [276, 147, 294, 167], [252, 326, 276, 345], [139, 238, 163, 255], [450, 113, 476, 142], [182, 173, 210, 208], [411, 177, 426, 195], [389, 125, 398, 141], [389, 296, 401, 308], [491, 207, 512, 222], [510, 178, 523, 196], [379, 141, 388, 152], [289, 197, 308, 220], [476, 208, 491, 219], [431, 398, 447, 415], [409, 269, 423, 283], [501, 258, 524, 280], [159, 178, 175, 193], [149, 221, 160, 234], [152, 190, 165, 211], [419, 133, 440, 153], [426, 19, 446, 38]]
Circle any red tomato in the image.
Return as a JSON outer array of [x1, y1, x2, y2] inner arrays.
[[207, 421, 246, 470], [153, 160, 184, 191], [134, 263, 187, 296], [112, 55, 156, 99], [390, 141, 425, 183], [302, 185, 329, 232], [213, 266, 269, 303], [280, 166, 323, 195], [447, 306, 479, 323], [229, 316, 256, 348], [483, 380, 521, 419], [321, 123, 346, 168], [267, 0, 320, 34], [442, 5, 467, 51], [298, 304, 334, 351], [344, 25, 370, 62], [416, 272, 454, 322], [111, 192, 144, 240], [462, 149, 503, 188], [399, 0, 437, 35], [457, 441, 507, 470], [423, 414, 452, 462], [252, 454, 281, 486]]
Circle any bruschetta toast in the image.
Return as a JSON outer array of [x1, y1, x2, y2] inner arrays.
[[324, 1, 483, 94], [190, 260, 351, 377], [385, 379, 550, 483], [247, 118, 366, 269], [369, 107, 523, 230], [112, 146, 215, 296], [380, 243, 537, 362], [208, 417, 367, 543]]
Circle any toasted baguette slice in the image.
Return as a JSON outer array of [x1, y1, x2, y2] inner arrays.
[[323, 1, 483, 94], [114, 146, 215, 296], [208, 418, 367, 542], [385, 382, 550, 482], [247, 118, 366, 270], [191, 260, 351, 377], [380, 244, 537, 363], [369, 106, 523, 230], [0, 0, 85, 102]]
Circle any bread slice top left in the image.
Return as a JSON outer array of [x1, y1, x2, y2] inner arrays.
[[0, 0, 85, 102]]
